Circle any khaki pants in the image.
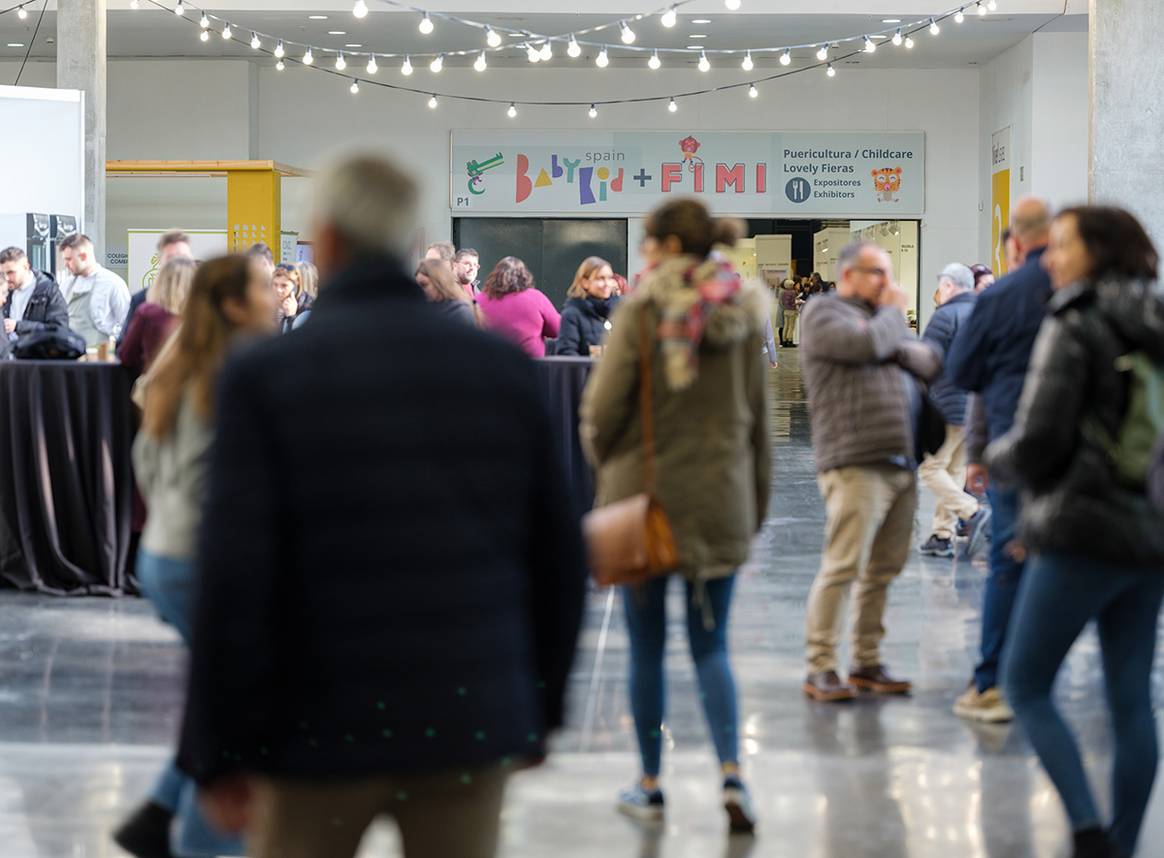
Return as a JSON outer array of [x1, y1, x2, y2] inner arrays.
[[917, 423, 979, 539], [806, 465, 917, 673], [782, 309, 799, 344], [247, 767, 508, 858]]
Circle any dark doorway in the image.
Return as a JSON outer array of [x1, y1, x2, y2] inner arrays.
[[453, 218, 628, 309]]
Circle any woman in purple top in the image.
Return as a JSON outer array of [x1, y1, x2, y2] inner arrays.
[[475, 256, 561, 357]]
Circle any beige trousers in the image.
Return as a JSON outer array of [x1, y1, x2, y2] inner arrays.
[[917, 423, 979, 539], [805, 464, 917, 673], [247, 767, 508, 858], [782, 309, 799, 344]]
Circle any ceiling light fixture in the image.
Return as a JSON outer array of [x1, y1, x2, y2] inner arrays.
[[588, 104, 598, 118], [429, 54, 443, 72], [366, 55, 378, 73], [428, 95, 439, 109], [349, 79, 359, 94], [486, 27, 502, 48], [507, 103, 517, 119], [567, 35, 581, 58], [661, 7, 678, 28], [668, 97, 678, 112], [401, 55, 413, 75], [353, 0, 369, 20], [780, 49, 791, 66], [620, 22, 636, 44], [748, 84, 758, 98], [741, 51, 754, 71], [648, 51, 661, 70], [698, 51, 711, 72], [474, 51, 487, 71], [418, 13, 434, 34], [221, 24, 232, 40], [596, 47, 609, 68], [302, 48, 314, 65], [335, 52, 347, 70]]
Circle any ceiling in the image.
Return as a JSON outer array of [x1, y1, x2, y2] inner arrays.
[[3, 8, 1086, 69]]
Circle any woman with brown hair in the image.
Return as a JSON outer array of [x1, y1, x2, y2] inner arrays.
[[990, 206, 1164, 858], [474, 256, 560, 356], [272, 262, 305, 333], [118, 257, 196, 382], [580, 198, 770, 833], [557, 256, 619, 356], [114, 255, 277, 858], [416, 258, 476, 326]]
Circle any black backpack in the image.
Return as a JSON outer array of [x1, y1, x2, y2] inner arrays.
[[14, 327, 87, 361]]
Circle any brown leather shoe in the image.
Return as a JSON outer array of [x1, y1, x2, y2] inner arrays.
[[848, 665, 912, 695], [802, 670, 857, 702]]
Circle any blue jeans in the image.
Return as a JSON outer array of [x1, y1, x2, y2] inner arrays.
[[1003, 552, 1164, 857], [137, 549, 242, 858], [623, 575, 739, 778], [975, 484, 1025, 692]]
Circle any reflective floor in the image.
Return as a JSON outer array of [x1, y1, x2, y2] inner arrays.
[[2, 349, 1163, 857]]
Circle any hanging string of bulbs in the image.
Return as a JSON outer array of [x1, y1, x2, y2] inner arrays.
[[138, 0, 1001, 118]]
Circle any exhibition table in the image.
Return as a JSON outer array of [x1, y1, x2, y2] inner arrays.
[[0, 362, 134, 595], [535, 356, 596, 515]]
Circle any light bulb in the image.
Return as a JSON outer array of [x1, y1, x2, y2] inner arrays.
[[816, 45, 828, 61], [527, 44, 541, 63], [930, 18, 940, 35], [567, 37, 581, 58], [173, 1, 184, 16], [725, 0, 741, 9], [275, 60, 285, 71], [428, 95, 439, 109], [274, 41, 285, 58], [401, 55, 413, 75], [17, 6, 27, 20], [199, 14, 209, 29], [474, 52, 487, 72], [353, 0, 369, 19], [620, 22, 636, 44], [748, 84, 758, 99], [668, 98, 678, 113], [977, 1, 988, 15], [130, 0, 139, 8], [507, 103, 517, 119], [199, 30, 209, 43], [336, 53, 347, 70], [741, 51, 753, 71], [222, 24, 232, 40], [419, 14, 434, 34], [539, 41, 553, 61], [485, 27, 502, 48], [780, 50, 791, 66], [648, 51, 661, 70], [302, 48, 314, 65], [250, 32, 261, 50], [661, 6, 677, 28], [350, 80, 359, 95], [905, 35, 915, 49], [955, 8, 965, 23], [430, 54, 443, 73], [366, 55, 378, 74], [988, 0, 998, 10], [698, 51, 710, 72], [596, 48, 609, 68], [588, 104, 598, 119], [892, 29, 903, 46], [864, 36, 876, 53], [826, 63, 835, 78]]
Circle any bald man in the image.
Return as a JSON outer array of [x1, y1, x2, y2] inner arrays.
[[945, 197, 1053, 724]]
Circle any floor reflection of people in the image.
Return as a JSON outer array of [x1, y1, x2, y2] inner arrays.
[[626, 817, 757, 858]]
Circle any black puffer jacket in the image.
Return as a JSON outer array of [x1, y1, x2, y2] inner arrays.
[[987, 277, 1164, 567], [556, 296, 618, 356], [4, 270, 69, 334]]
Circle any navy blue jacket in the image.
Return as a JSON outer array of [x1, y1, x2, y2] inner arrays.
[[177, 258, 587, 786], [946, 248, 1053, 443], [921, 291, 977, 425], [556, 295, 618, 356]]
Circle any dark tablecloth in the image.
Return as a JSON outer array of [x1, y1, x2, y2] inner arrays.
[[535, 357, 595, 515], [0, 362, 134, 595]]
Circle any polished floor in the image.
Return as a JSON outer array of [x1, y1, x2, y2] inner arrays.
[[2, 349, 1164, 857]]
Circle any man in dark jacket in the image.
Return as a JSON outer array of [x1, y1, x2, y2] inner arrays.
[[177, 154, 587, 858], [0, 246, 69, 343], [917, 263, 990, 559], [945, 197, 1053, 724]]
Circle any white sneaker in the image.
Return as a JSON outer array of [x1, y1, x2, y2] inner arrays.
[[616, 782, 664, 822]]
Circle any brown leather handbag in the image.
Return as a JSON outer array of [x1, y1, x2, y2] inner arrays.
[[583, 310, 679, 587]]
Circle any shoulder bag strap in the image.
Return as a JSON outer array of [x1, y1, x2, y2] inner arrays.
[[639, 307, 657, 495]]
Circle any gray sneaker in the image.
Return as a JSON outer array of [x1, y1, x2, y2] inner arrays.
[[959, 507, 993, 560]]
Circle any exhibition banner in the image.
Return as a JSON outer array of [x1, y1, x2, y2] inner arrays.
[[991, 126, 1012, 275], [451, 130, 925, 216]]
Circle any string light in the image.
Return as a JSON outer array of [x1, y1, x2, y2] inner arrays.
[[401, 55, 413, 75], [930, 18, 941, 35], [474, 51, 487, 72], [275, 59, 285, 71], [17, 5, 27, 20], [780, 49, 791, 66], [661, 6, 677, 28], [620, 22, 636, 44], [428, 94, 439, 109], [336, 52, 347, 70], [302, 48, 314, 65], [668, 97, 678, 112], [977, 1, 988, 15], [199, 30, 209, 43], [367, 55, 378, 73], [954, 7, 965, 23], [274, 41, 285, 58], [725, 0, 742, 9], [527, 44, 541, 63], [905, 35, 915, 49], [596, 47, 609, 68], [864, 35, 876, 53], [418, 13, 434, 34], [539, 41, 553, 61], [826, 63, 836, 77], [648, 50, 661, 70], [350, 79, 360, 95], [485, 27, 502, 48], [130, 0, 139, 8], [567, 36, 582, 58], [507, 103, 517, 119], [698, 51, 710, 72], [748, 84, 758, 98], [250, 32, 261, 50], [353, 0, 369, 19], [988, 0, 998, 9], [741, 51, 753, 71], [199, 13, 209, 29], [430, 54, 443, 72], [588, 104, 598, 118], [816, 44, 829, 61], [173, 1, 184, 16], [892, 29, 903, 46], [221, 24, 232, 40]]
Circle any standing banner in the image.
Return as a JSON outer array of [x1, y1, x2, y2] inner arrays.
[[127, 229, 228, 295], [991, 127, 1012, 276], [451, 131, 925, 217]]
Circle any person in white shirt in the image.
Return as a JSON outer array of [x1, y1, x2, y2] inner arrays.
[[58, 233, 131, 347]]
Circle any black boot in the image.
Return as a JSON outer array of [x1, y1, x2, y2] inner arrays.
[[113, 801, 175, 858], [1072, 828, 1117, 858]]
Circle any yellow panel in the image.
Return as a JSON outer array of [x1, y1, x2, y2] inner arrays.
[[227, 169, 282, 260], [991, 169, 1011, 276]]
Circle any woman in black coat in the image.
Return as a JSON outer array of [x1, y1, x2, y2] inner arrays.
[[987, 206, 1164, 858], [556, 256, 619, 356]]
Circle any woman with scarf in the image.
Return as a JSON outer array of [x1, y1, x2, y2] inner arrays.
[[557, 257, 620, 356], [580, 199, 771, 834]]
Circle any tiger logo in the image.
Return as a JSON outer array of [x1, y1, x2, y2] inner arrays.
[[872, 167, 903, 203]]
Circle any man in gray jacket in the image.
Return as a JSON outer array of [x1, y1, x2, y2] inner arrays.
[[800, 242, 941, 702]]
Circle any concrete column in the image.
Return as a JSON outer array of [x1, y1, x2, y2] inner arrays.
[[1090, 0, 1164, 245], [56, 0, 106, 258]]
